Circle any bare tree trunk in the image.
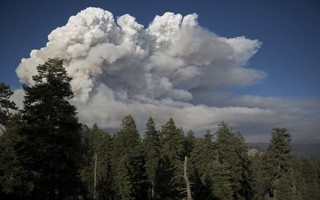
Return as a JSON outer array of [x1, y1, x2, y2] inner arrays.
[[184, 156, 192, 200], [93, 153, 97, 200]]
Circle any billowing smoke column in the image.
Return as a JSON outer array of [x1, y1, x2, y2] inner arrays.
[[16, 7, 273, 134]]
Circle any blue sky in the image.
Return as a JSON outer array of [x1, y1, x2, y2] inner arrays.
[[0, 0, 319, 142]]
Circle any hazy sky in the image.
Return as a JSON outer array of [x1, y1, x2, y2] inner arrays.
[[0, 0, 319, 143]]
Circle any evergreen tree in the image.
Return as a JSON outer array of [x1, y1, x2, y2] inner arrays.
[[184, 130, 196, 157], [160, 118, 185, 165], [158, 117, 185, 199], [214, 122, 251, 200], [143, 117, 161, 199], [80, 124, 113, 199], [189, 130, 216, 200], [5, 58, 82, 199], [300, 158, 320, 200], [112, 115, 147, 200], [115, 155, 135, 200], [249, 153, 270, 200], [1, 82, 318, 200], [264, 128, 292, 199], [290, 159, 304, 200], [0, 82, 16, 130], [276, 175, 292, 200], [0, 82, 18, 198], [0, 114, 28, 199]]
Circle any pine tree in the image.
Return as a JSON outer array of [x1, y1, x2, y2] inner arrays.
[[158, 117, 185, 199], [160, 118, 185, 166], [184, 130, 195, 157], [214, 122, 251, 200], [6, 58, 82, 199], [143, 117, 161, 199], [0, 114, 28, 199], [249, 153, 270, 200], [0, 82, 18, 198], [0, 82, 16, 130], [189, 130, 216, 200], [264, 128, 292, 199], [300, 158, 320, 200], [277, 175, 292, 200], [80, 124, 113, 199], [112, 115, 147, 199]]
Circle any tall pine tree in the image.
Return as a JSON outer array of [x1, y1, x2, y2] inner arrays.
[[0, 82, 18, 198], [214, 122, 251, 200], [80, 124, 113, 200], [8, 58, 82, 199], [264, 128, 292, 199], [112, 115, 147, 200], [158, 118, 185, 199], [189, 130, 216, 200], [143, 117, 161, 199]]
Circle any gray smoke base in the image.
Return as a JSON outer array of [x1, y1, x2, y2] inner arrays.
[[14, 7, 320, 142]]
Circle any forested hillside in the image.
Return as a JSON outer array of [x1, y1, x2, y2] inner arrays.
[[1, 59, 319, 200]]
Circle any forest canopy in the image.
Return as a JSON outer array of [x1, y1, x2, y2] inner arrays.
[[0, 58, 319, 200]]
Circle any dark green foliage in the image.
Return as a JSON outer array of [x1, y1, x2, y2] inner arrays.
[[276, 175, 292, 200], [189, 130, 216, 200], [0, 82, 16, 129], [1, 58, 82, 199], [247, 128, 320, 200], [214, 122, 251, 200], [143, 117, 161, 199], [0, 114, 30, 198], [189, 123, 252, 200], [264, 128, 292, 199], [299, 157, 320, 200], [80, 124, 113, 199], [249, 153, 270, 200], [115, 155, 135, 199], [0, 83, 18, 199], [112, 115, 147, 200], [1, 75, 320, 199], [184, 130, 195, 157], [158, 118, 185, 199], [160, 118, 185, 165]]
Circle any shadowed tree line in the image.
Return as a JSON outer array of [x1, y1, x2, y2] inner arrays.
[[0, 59, 319, 200]]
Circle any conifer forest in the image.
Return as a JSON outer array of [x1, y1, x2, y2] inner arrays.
[[0, 59, 319, 200]]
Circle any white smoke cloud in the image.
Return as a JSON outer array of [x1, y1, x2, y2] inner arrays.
[[14, 7, 319, 142], [16, 7, 264, 102]]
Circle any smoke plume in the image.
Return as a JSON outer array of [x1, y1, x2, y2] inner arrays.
[[15, 7, 319, 141]]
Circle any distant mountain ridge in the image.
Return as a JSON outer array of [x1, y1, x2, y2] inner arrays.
[[247, 142, 320, 158]]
